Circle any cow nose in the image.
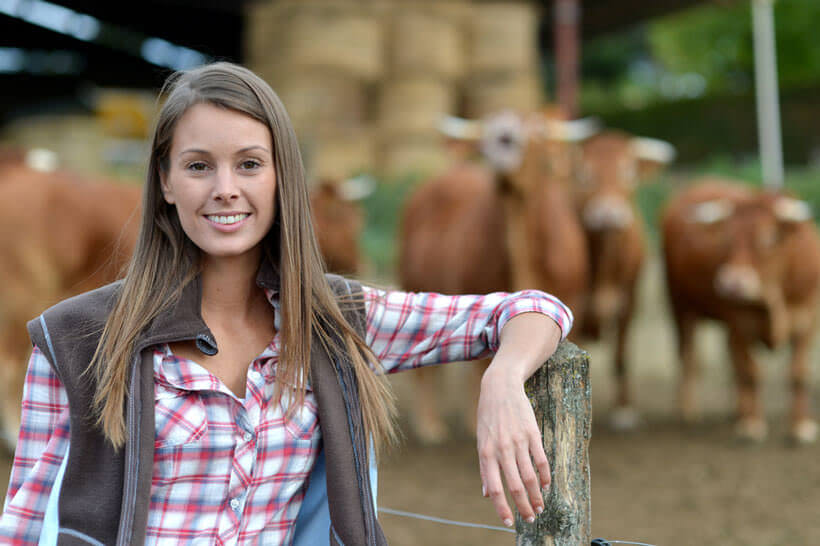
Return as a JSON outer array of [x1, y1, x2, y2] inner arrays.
[[714, 265, 762, 301], [582, 195, 634, 230]]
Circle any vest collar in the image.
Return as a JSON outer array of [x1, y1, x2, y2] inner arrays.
[[136, 255, 280, 355]]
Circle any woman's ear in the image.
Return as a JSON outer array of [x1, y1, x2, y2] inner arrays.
[[160, 170, 175, 204]]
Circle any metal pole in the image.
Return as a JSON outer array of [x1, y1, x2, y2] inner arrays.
[[555, 0, 581, 119], [751, 0, 784, 189]]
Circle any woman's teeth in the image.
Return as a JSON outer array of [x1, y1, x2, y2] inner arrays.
[[207, 213, 249, 225]]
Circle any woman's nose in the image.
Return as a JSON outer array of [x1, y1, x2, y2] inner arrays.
[[213, 170, 239, 201]]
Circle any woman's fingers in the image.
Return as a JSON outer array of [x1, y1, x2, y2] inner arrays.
[[479, 447, 514, 526]]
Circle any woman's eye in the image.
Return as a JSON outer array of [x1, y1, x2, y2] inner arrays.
[[239, 159, 262, 170], [186, 161, 209, 172]]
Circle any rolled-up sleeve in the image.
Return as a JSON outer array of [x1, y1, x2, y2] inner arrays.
[[0, 345, 70, 544], [363, 287, 572, 374]]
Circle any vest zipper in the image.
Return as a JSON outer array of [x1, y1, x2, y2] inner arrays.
[[116, 353, 141, 546]]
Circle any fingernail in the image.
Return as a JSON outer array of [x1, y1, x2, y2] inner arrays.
[[504, 519, 513, 527], [536, 505, 544, 514], [526, 516, 535, 523], [481, 485, 486, 497]]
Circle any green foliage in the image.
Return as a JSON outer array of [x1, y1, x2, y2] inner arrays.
[[358, 173, 423, 281], [648, 0, 820, 91]]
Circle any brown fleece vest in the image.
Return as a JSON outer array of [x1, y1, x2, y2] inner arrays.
[[27, 269, 386, 546]]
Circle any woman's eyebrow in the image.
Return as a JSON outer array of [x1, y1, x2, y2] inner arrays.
[[236, 145, 271, 155]]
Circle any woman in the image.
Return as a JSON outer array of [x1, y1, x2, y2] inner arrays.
[[0, 62, 572, 545]]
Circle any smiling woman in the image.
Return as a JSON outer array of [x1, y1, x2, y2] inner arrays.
[[0, 62, 573, 546]]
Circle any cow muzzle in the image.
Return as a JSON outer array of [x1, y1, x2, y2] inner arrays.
[[582, 195, 634, 231], [714, 264, 763, 302]]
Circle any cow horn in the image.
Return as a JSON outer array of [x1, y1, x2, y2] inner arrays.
[[543, 117, 600, 142], [337, 174, 377, 201], [630, 137, 677, 164], [437, 115, 483, 141], [774, 197, 812, 223], [689, 199, 734, 224], [25, 148, 59, 172]]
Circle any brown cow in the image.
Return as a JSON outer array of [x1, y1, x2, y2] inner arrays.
[[309, 176, 373, 275], [661, 179, 820, 443], [399, 111, 594, 444], [573, 131, 675, 428], [0, 161, 142, 449]]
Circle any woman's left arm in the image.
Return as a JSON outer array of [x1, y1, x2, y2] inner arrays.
[[476, 312, 561, 528]]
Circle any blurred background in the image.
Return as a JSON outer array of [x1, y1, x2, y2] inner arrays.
[[1, 0, 820, 544]]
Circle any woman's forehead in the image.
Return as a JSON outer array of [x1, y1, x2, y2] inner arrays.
[[171, 103, 272, 154]]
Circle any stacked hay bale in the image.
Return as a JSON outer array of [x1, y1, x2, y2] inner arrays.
[[463, 1, 543, 118], [376, 0, 469, 177], [244, 0, 544, 179], [245, 0, 386, 181]]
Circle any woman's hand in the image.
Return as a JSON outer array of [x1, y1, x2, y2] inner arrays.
[[475, 312, 561, 526]]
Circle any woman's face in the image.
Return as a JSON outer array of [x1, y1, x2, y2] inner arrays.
[[161, 103, 277, 263]]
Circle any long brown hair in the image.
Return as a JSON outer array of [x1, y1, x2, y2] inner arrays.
[[89, 62, 395, 450]]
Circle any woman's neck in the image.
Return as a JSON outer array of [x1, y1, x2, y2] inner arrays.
[[199, 249, 267, 322]]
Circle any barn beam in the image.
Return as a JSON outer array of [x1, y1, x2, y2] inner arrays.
[[554, 0, 581, 118]]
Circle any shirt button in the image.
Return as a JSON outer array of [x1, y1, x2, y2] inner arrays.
[[230, 498, 240, 510], [243, 431, 254, 442]]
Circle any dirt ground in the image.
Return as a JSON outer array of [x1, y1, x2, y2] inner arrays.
[[378, 256, 820, 546], [1, 256, 819, 545]]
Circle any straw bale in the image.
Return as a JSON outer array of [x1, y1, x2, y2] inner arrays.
[[388, 10, 464, 80], [379, 133, 450, 178], [468, 2, 539, 75], [247, 2, 385, 81], [300, 128, 376, 181], [378, 78, 455, 137], [264, 68, 369, 132], [463, 72, 543, 118]]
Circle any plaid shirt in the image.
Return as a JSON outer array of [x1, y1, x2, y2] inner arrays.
[[1, 286, 571, 545]]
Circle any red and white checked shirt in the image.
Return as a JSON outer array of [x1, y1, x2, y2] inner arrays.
[[0, 286, 572, 545]]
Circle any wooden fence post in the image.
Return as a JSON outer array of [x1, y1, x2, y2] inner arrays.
[[516, 341, 591, 545]]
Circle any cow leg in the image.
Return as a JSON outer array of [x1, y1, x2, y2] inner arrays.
[[788, 328, 818, 444], [675, 310, 699, 422], [727, 328, 767, 442], [609, 293, 640, 430], [411, 366, 448, 445], [465, 357, 492, 438]]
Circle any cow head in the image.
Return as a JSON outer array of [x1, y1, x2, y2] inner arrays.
[[438, 111, 598, 194], [689, 192, 812, 306], [576, 132, 675, 231], [309, 176, 374, 274]]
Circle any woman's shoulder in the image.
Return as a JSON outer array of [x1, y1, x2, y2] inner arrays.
[[27, 280, 124, 338]]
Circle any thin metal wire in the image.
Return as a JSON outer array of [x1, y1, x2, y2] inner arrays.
[[377, 507, 515, 533], [378, 507, 657, 546]]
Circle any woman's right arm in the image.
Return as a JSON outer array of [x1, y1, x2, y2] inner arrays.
[[0, 346, 70, 544]]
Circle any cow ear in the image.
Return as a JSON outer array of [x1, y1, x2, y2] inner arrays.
[[337, 174, 376, 201], [542, 117, 600, 142], [688, 199, 734, 224], [774, 197, 813, 223], [437, 116, 483, 141], [631, 137, 676, 180]]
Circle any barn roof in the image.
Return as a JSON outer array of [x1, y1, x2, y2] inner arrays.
[[0, 0, 709, 122]]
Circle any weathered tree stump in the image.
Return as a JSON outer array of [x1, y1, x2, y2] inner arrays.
[[516, 341, 591, 545]]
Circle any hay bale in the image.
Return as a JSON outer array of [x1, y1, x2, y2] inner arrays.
[[468, 2, 539, 75], [246, 2, 385, 82], [301, 127, 376, 181], [378, 77, 455, 137], [463, 72, 543, 118], [264, 68, 369, 132], [388, 10, 464, 80], [379, 133, 449, 178]]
